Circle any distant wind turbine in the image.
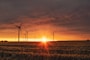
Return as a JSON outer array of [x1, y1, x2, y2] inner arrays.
[[24, 31, 28, 41], [53, 32, 54, 41], [16, 24, 22, 42]]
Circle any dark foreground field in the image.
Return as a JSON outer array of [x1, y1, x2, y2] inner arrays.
[[0, 41, 90, 60]]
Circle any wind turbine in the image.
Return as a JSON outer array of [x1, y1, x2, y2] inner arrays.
[[16, 24, 22, 42], [53, 32, 54, 41], [24, 31, 28, 41]]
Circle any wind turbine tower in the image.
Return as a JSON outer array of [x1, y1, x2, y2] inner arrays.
[[16, 25, 22, 42]]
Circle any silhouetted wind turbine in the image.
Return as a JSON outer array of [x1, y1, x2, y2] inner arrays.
[[16, 24, 22, 42], [24, 31, 28, 41], [53, 32, 54, 41]]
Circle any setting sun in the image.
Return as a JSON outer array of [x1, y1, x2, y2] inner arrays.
[[41, 36, 48, 43]]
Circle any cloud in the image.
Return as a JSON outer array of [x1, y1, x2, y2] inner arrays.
[[0, 0, 90, 39]]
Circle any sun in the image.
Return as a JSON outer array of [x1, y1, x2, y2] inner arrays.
[[41, 36, 48, 43]]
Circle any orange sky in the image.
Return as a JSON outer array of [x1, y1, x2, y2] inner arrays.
[[0, 0, 90, 41], [0, 27, 89, 41], [0, 16, 89, 41]]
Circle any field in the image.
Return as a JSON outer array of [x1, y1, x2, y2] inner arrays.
[[0, 41, 90, 60]]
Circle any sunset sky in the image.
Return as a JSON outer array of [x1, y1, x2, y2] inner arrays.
[[0, 0, 90, 41]]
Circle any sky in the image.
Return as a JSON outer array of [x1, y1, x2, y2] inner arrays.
[[0, 0, 90, 41]]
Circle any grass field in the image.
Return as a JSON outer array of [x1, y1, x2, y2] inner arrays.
[[0, 41, 90, 60]]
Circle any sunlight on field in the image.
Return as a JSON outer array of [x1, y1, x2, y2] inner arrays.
[[0, 41, 90, 60]]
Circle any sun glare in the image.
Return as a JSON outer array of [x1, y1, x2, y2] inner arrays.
[[41, 36, 48, 43]]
